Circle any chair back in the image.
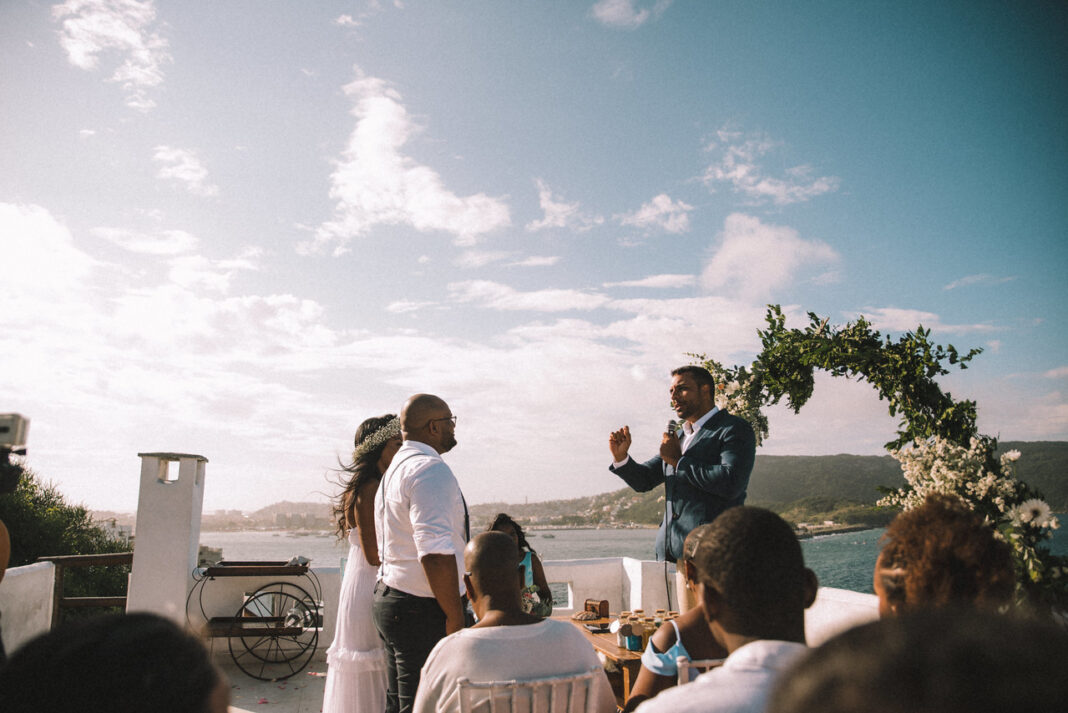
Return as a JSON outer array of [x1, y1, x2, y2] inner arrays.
[[457, 666, 601, 713], [676, 655, 726, 684]]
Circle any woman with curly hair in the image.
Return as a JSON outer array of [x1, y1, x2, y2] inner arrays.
[[323, 414, 402, 713], [873, 493, 1015, 616], [487, 513, 553, 617]]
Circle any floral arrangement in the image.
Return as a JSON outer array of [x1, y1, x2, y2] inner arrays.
[[687, 306, 1067, 612], [700, 358, 769, 447], [878, 435, 1066, 608], [520, 584, 552, 617], [352, 417, 401, 462]]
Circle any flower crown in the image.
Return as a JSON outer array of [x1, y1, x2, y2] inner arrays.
[[352, 416, 401, 462]]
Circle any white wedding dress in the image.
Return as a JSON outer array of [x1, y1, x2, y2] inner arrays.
[[323, 528, 386, 713]]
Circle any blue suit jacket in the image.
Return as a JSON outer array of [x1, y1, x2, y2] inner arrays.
[[610, 409, 756, 562]]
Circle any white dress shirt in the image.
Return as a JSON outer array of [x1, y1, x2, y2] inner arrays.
[[634, 640, 808, 713], [413, 619, 617, 713], [375, 440, 466, 599], [613, 407, 719, 469]]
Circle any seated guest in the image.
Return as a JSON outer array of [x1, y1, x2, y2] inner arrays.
[[635, 507, 818, 713], [413, 531, 616, 713], [624, 523, 728, 712], [873, 493, 1015, 616], [487, 512, 553, 616], [0, 612, 229, 713], [767, 609, 1068, 713]]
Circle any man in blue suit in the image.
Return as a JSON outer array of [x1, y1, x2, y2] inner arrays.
[[609, 365, 756, 563]]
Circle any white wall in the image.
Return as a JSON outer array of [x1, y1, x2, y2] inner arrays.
[[0, 561, 54, 654], [805, 587, 879, 646]]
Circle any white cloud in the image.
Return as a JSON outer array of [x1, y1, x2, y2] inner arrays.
[[526, 179, 604, 233], [308, 69, 511, 254], [454, 250, 511, 269], [590, 0, 673, 29], [93, 226, 198, 254], [167, 251, 259, 293], [79, 128, 96, 137], [603, 274, 695, 289], [943, 273, 1017, 290], [52, 0, 171, 111], [152, 146, 219, 197], [1043, 366, 1068, 379], [703, 128, 839, 205], [617, 193, 693, 234], [448, 280, 611, 312], [386, 300, 435, 314], [0, 202, 98, 298], [509, 255, 561, 268], [700, 213, 839, 300], [334, 14, 360, 27], [454, 251, 560, 269], [849, 307, 997, 334]]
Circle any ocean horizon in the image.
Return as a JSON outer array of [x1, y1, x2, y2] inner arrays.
[[201, 520, 1068, 595]]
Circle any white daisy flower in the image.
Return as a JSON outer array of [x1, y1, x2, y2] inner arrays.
[[1017, 498, 1052, 526]]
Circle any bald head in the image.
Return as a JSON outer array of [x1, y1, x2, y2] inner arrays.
[[400, 393, 457, 453], [465, 531, 520, 596]]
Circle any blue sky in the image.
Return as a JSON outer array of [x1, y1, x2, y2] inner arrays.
[[2, 0, 1065, 513]]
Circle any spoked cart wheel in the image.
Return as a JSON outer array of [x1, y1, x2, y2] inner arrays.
[[225, 581, 321, 681]]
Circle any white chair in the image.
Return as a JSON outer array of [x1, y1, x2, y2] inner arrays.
[[457, 666, 601, 713], [676, 655, 726, 685]]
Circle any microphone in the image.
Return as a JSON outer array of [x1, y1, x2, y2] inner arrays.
[[666, 419, 679, 437]]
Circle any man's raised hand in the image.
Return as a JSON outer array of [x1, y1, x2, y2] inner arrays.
[[609, 426, 632, 463]]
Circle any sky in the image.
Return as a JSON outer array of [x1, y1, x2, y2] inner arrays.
[[1, 0, 1065, 514]]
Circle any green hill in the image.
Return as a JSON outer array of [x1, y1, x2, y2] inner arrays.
[[470, 441, 1067, 530]]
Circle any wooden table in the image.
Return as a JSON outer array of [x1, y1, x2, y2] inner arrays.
[[557, 616, 642, 705]]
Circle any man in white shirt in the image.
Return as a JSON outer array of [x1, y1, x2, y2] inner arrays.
[[635, 507, 818, 713], [413, 532, 616, 713], [374, 394, 469, 713]]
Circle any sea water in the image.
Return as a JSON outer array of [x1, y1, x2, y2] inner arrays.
[[201, 519, 1068, 595]]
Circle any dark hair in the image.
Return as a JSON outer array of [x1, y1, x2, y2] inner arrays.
[[487, 513, 535, 554], [877, 493, 1014, 612], [682, 522, 713, 565], [333, 413, 398, 539], [693, 506, 807, 638], [670, 365, 715, 391], [768, 609, 1068, 713], [0, 612, 221, 713]]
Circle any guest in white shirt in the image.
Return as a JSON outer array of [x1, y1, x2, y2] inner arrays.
[[413, 531, 616, 713], [636, 507, 818, 713], [373, 393, 469, 713]]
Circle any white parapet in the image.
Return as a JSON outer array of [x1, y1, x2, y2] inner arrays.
[[126, 452, 208, 624], [0, 561, 55, 653], [805, 586, 879, 646], [542, 557, 678, 614]]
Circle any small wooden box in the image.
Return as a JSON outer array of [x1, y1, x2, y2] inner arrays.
[[584, 599, 609, 618]]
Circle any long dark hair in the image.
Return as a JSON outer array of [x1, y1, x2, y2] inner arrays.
[[488, 512, 536, 554], [332, 413, 398, 540]]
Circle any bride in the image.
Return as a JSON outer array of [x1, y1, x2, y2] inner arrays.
[[323, 414, 402, 713]]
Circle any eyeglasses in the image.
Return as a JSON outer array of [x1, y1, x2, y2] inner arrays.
[[425, 415, 457, 428]]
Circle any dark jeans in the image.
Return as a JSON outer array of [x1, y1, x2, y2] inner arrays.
[[373, 582, 447, 713]]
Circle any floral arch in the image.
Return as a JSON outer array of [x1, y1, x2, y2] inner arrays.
[[695, 306, 1066, 611]]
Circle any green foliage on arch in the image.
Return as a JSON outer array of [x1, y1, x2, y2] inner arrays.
[[695, 305, 1066, 612], [697, 305, 982, 450]]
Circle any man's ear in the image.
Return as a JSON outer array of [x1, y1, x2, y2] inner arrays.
[[683, 560, 698, 587], [463, 573, 476, 603], [699, 581, 723, 621], [802, 568, 819, 609]]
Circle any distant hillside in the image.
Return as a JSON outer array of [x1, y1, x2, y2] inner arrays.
[[470, 441, 1067, 530], [190, 441, 1064, 532]]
